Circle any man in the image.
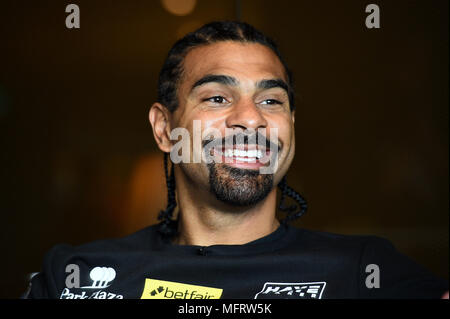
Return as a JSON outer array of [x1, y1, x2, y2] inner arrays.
[[25, 21, 448, 299]]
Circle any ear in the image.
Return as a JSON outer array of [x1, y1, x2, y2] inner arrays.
[[149, 102, 172, 153], [291, 110, 295, 125]]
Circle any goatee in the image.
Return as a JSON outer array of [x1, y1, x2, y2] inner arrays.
[[208, 163, 273, 207]]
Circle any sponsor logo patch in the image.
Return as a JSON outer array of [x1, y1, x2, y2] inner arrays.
[[140, 278, 223, 299], [254, 282, 326, 299], [61, 265, 123, 299], [81, 266, 116, 289]]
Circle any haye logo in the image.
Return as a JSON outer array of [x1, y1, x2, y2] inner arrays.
[[254, 282, 326, 299], [140, 278, 223, 299]]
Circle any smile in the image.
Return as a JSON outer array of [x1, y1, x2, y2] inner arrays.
[[209, 145, 273, 169], [223, 148, 264, 161]]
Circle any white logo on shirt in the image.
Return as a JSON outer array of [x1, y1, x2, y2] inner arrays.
[[61, 265, 122, 299], [254, 282, 326, 299], [81, 267, 116, 289]]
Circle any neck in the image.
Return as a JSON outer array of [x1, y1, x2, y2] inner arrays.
[[173, 167, 280, 246]]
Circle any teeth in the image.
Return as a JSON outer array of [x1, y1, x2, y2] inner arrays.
[[235, 157, 256, 162], [223, 148, 264, 159]]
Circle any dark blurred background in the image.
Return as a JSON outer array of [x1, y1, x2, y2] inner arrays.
[[0, 0, 448, 298]]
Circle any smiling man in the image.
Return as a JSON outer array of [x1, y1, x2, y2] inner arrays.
[[151, 37, 297, 246], [25, 21, 448, 299]]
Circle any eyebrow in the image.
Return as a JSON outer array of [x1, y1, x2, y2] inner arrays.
[[191, 74, 238, 92], [190, 74, 289, 94], [255, 78, 289, 94]]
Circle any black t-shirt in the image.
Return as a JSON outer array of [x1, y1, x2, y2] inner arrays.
[[25, 223, 448, 299]]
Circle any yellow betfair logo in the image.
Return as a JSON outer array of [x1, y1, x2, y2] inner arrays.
[[140, 278, 223, 299]]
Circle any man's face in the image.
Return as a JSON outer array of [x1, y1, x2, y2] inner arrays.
[[166, 41, 296, 206]]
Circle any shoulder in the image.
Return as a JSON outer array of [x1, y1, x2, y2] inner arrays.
[[287, 226, 429, 269], [41, 224, 164, 270], [288, 227, 448, 298], [288, 226, 387, 252], [53, 223, 161, 255], [286, 226, 411, 271], [26, 224, 162, 298]]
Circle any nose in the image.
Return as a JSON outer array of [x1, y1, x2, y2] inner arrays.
[[225, 98, 268, 130]]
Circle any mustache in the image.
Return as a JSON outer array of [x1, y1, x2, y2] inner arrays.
[[201, 131, 281, 151]]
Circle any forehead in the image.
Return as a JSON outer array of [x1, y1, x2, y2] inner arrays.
[[180, 41, 288, 87]]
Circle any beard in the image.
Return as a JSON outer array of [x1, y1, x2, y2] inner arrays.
[[207, 162, 273, 207]]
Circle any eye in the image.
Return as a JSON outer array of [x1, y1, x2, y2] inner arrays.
[[260, 99, 282, 105], [203, 96, 228, 104]]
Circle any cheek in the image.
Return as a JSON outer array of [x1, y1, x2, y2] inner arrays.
[[177, 115, 227, 163], [190, 115, 228, 145], [281, 128, 295, 165], [269, 116, 295, 173], [267, 115, 293, 149], [286, 134, 295, 165]]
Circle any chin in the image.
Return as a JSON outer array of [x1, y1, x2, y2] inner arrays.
[[208, 163, 274, 207]]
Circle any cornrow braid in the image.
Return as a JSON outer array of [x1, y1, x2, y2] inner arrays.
[[277, 176, 308, 224], [157, 152, 178, 237], [157, 21, 296, 113]]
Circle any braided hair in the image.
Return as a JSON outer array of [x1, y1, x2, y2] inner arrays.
[[158, 152, 178, 237], [277, 176, 308, 224], [157, 20, 296, 112], [156, 21, 307, 236]]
